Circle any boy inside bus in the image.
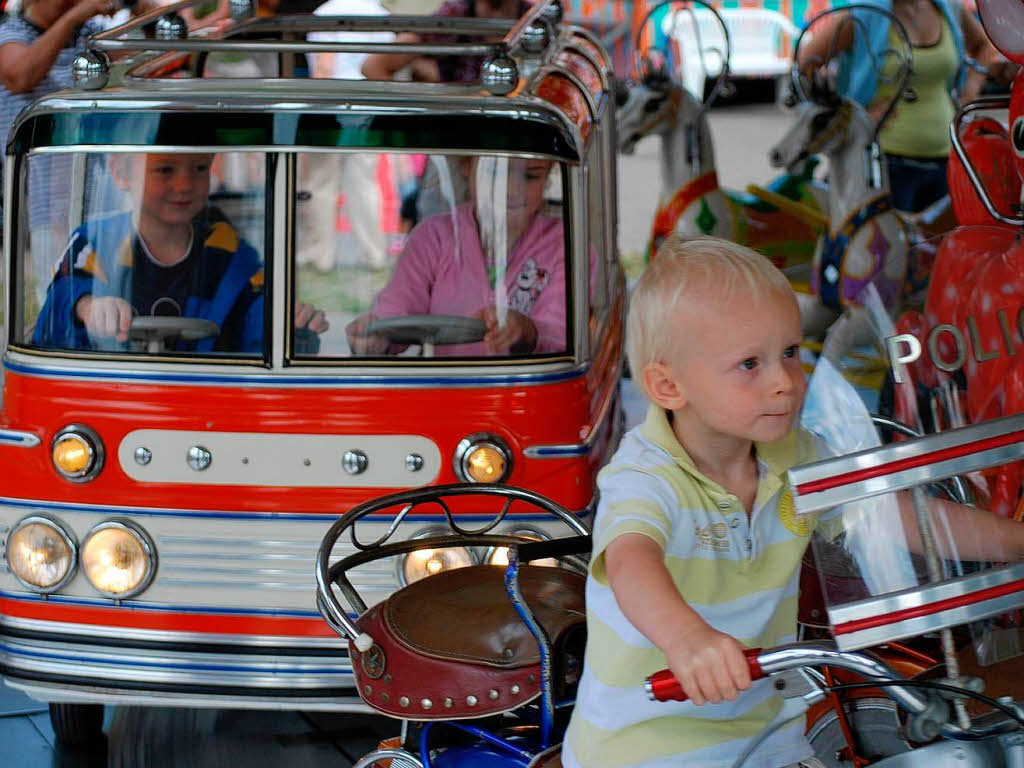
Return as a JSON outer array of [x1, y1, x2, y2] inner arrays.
[[31, 152, 328, 354]]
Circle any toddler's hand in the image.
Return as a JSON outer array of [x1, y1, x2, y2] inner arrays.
[[664, 624, 752, 706], [477, 307, 538, 354], [75, 295, 133, 343], [345, 313, 388, 355]]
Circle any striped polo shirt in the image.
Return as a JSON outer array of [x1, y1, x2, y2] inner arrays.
[[563, 405, 823, 768]]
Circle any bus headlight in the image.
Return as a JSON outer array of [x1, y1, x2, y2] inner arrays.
[[486, 529, 558, 568], [454, 434, 512, 484], [6, 515, 77, 592], [51, 425, 104, 481], [81, 521, 155, 598], [399, 530, 475, 586]]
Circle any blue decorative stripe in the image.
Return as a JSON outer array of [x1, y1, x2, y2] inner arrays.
[[0, 430, 40, 447], [0, 642, 351, 675], [0, 496, 586, 522], [4, 358, 586, 388]]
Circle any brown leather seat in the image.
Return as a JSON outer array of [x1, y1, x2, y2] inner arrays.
[[349, 564, 586, 720]]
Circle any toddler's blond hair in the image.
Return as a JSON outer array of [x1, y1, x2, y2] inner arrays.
[[627, 235, 795, 391]]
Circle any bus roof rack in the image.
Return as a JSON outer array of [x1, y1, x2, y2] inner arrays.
[[74, 0, 567, 95]]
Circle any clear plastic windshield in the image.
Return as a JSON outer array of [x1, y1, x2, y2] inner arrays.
[[16, 151, 268, 358], [296, 152, 569, 360], [13, 149, 569, 362], [795, 225, 1024, 658]]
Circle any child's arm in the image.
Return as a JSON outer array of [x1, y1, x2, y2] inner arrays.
[[897, 494, 1024, 563], [605, 532, 752, 706]]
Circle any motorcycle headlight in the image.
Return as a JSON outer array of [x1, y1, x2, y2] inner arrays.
[[486, 529, 558, 568], [6, 515, 77, 592], [81, 521, 155, 598], [399, 530, 475, 586], [51, 424, 104, 482], [454, 434, 512, 484]]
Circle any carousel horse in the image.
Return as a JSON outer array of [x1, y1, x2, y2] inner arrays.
[[616, 0, 828, 271], [769, 86, 911, 331], [616, 70, 827, 270], [887, 0, 1024, 517]]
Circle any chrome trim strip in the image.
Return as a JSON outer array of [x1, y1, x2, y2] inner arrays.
[[0, 429, 40, 447], [828, 560, 1024, 650], [789, 412, 1024, 514], [4, 355, 587, 387], [5, 678, 370, 711], [0, 495, 586, 523], [0, 614, 346, 646]]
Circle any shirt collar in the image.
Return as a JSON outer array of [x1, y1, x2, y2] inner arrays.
[[639, 403, 800, 486]]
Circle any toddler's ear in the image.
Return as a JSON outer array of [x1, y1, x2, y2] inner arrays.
[[642, 361, 687, 411]]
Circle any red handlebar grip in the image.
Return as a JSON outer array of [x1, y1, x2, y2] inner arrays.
[[644, 648, 764, 702]]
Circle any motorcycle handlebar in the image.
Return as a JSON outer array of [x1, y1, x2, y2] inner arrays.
[[645, 648, 765, 702], [644, 642, 933, 717]]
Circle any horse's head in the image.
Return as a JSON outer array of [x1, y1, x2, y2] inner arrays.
[[769, 96, 854, 171], [615, 61, 701, 155]]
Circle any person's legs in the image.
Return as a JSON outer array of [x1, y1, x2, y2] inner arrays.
[[885, 154, 949, 213]]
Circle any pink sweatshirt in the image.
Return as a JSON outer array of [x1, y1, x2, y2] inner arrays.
[[373, 203, 567, 356]]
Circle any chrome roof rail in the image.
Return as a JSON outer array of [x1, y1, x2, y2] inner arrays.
[[76, 0, 565, 95]]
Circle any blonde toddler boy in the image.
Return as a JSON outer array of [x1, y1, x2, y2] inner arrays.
[[563, 235, 1024, 768]]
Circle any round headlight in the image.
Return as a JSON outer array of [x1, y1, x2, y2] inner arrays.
[[455, 434, 512, 484], [81, 521, 155, 598], [399, 531, 475, 586], [6, 515, 77, 592], [486, 529, 558, 568], [51, 425, 104, 482]]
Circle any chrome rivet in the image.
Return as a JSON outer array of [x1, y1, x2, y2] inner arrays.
[[510, 685, 520, 695], [502, 647, 514, 659], [466, 695, 478, 706], [399, 696, 409, 707], [405, 453, 424, 472], [186, 445, 212, 471], [364, 685, 372, 695], [443, 698, 453, 708], [528, 674, 536, 683], [134, 447, 152, 466], [383, 673, 392, 683], [488, 689, 499, 700], [343, 449, 368, 475], [381, 693, 389, 703], [303, 458, 311, 466], [421, 699, 433, 710]]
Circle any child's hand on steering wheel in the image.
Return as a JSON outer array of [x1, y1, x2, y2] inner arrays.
[[75, 295, 133, 342], [477, 306, 538, 354]]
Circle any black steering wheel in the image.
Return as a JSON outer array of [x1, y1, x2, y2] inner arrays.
[[366, 314, 485, 347], [129, 316, 220, 351]]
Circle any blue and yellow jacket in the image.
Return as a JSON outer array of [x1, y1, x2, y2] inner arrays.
[[32, 211, 266, 354]]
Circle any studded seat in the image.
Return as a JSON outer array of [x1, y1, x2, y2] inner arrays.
[[348, 564, 586, 720]]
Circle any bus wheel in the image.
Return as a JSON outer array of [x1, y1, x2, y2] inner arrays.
[[48, 702, 105, 747]]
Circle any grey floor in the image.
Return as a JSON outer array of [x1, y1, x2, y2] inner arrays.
[[0, 680, 400, 766]]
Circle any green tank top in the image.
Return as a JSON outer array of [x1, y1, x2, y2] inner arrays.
[[872, 16, 958, 158]]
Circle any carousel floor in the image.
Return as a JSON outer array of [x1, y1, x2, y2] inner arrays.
[[1, 681, 398, 766]]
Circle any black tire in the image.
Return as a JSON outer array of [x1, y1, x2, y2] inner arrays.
[[49, 702, 105, 748]]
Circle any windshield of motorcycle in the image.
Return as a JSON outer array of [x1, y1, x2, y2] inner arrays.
[[796, 224, 1024, 657], [12, 150, 571, 362]]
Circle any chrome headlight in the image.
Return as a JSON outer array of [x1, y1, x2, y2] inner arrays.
[[81, 520, 156, 598], [454, 434, 512, 484], [486, 528, 558, 568], [51, 424, 104, 482], [6, 515, 77, 592], [398, 529, 476, 586]]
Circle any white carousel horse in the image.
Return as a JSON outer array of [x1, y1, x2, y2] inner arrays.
[[616, 71, 827, 272], [769, 92, 910, 330]]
